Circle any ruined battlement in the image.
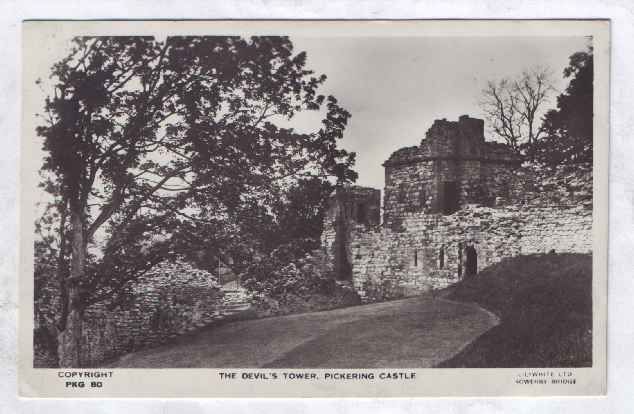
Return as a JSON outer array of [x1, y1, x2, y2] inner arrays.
[[383, 115, 521, 222], [384, 115, 518, 168]]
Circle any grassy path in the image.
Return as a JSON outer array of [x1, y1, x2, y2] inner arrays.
[[107, 293, 498, 368]]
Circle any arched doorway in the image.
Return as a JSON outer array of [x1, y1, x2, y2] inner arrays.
[[465, 245, 477, 276]]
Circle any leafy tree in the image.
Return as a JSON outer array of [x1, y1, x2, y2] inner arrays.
[[270, 177, 334, 248], [529, 49, 593, 165], [36, 36, 355, 367], [180, 177, 334, 284]]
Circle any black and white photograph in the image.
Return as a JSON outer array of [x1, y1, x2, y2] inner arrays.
[[19, 20, 609, 397]]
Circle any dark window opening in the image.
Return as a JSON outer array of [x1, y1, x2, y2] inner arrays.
[[356, 203, 367, 224], [465, 245, 477, 277], [439, 181, 459, 214], [439, 245, 445, 269], [457, 243, 463, 277], [414, 249, 418, 267], [420, 187, 427, 209]]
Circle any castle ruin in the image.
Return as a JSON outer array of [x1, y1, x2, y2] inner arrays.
[[322, 115, 593, 302]]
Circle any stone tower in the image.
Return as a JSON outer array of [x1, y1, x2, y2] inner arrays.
[[382, 115, 520, 225], [319, 115, 591, 302]]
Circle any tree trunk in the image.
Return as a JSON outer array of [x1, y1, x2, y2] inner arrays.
[[57, 206, 86, 367], [55, 199, 69, 332], [57, 308, 82, 367]]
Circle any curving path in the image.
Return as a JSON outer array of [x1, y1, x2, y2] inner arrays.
[[107, 294, 499, 368]]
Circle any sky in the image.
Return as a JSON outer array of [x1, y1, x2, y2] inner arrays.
[[289, 36, 590, 190], [26, 33, 590, 198]]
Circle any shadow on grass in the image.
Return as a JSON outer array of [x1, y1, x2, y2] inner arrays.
[[436, 253, 592, 368]]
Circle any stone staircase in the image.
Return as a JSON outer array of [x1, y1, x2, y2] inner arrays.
[[185, 281, 253, 333], [218, 281, 253, 318]]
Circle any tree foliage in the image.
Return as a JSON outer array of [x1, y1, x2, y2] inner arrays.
[[529, 49, 593, 166], [35, 35, 356, 366]]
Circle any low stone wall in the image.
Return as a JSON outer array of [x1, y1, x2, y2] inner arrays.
[[346, 203, 592, 302], [34, 260, 252, 368], [80, 261, 224, 366]]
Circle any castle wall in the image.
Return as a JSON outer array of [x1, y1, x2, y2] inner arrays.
[[384, 158, 521, 223], [323, 152, 593, 303], [383, 161, 435, 221], [322, 115, 594, 301], [322, 185, 381, 280], [348, 203, 592, 302], [479, 161, 516, 204]]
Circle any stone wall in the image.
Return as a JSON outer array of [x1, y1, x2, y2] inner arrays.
[[383, 115, 521, 224], [348, 203, 592, 302], [322, 153, 593, 303], [34, 260, 251, 367], [324, 185, 381, 227], [322, 185, 381, 280], [383, 159, 435, 220]]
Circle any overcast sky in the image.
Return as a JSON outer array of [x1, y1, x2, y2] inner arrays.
[[28, 34, 590, 196], [289, 36, 590, 190]]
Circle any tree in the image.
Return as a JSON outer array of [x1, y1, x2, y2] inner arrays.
[[36, 36, 356, 367], [530, 49, 593, 165], [177, 176, 334, 282], [270, 177, 334, 248], [480, 67, 555, 154]]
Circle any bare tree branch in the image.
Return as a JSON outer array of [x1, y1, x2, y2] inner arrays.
[[480, 66, 554, 154]]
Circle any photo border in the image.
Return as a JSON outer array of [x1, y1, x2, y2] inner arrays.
[[18, 19, 609, 398]]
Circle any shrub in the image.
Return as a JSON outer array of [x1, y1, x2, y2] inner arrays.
[[241, 239, 360, 316]]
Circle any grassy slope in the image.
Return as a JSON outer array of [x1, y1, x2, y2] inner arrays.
[[437, 253, 592, 368]]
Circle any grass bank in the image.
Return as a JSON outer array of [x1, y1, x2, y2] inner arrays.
[[437, 253, 592, 368]]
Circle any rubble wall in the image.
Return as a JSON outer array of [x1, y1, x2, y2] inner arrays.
[[33, 261, 249, 367]]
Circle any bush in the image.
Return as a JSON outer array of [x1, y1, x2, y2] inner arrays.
[[241, 240, 360, 316], [242, 240, 332, 295]]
